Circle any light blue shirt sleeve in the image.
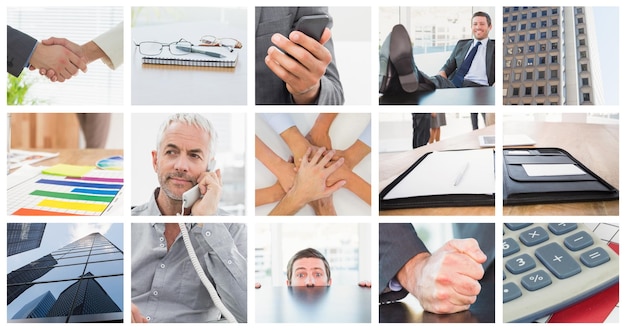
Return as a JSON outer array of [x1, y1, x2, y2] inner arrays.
[[259, 113, 296, 134], [358, 121, 371, 147]]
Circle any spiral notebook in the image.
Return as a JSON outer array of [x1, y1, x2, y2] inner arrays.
[[142, 49, 238, 68]]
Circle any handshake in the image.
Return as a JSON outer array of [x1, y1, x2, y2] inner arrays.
[[28, 37, 106, 83]]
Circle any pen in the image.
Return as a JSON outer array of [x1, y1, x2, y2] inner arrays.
[[454, 162, 469, 186], [176, 45, 225, 58]]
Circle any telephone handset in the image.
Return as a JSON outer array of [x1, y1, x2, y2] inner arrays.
[[182, 159, 216, 209]]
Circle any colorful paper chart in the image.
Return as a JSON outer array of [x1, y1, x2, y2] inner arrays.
[[96, 156, 124, 170], [8, 165, 124, 216]]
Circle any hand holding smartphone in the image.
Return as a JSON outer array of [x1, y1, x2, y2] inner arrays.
[[294, 14, 329, 42]]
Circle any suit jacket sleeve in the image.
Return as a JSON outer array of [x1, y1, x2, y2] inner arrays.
[[7, 25, 37, 77], [379, 223, 429, 303], [255, 7, 344, 105], [439, 39, 471, 80], [92, 21, 123, 70]]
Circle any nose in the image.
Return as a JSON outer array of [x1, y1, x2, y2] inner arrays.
[[305, 275, 315, 287], [173, 155, 189, 172]]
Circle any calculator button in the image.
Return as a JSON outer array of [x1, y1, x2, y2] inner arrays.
[[505, 223, 532, 231], [535, 242, 581, 279], [519, 226, 549, 246], [580, 247, 611, 268], [506, 253, 536, 274], [548, 223, 578, 235], [521, 270, 552, 291], [564, 231, 593, 251], [503, 238, 520, 257], [503, 283, 522, 303]]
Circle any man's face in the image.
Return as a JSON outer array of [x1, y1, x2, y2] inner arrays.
[[471, 16, 491, 40], [288, 258, 331, 287], [151, 122, 211, 201]]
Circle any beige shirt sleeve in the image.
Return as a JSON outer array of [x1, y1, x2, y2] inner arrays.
[[93, 21, 123, 70]]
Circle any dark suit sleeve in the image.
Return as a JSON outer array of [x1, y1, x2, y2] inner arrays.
[[7, 25, 37, 77], [379, 223, 429, 303], [487, 39, 495, 86]]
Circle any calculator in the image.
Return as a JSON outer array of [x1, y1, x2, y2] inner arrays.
[[503, 223, 619, 323]]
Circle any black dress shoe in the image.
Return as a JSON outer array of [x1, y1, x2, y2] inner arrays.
[[389, 24, 419, 93]]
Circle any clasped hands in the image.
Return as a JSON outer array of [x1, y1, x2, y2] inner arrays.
[[29, 37, 101, 82]]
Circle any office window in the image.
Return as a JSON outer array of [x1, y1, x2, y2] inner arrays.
[[527, 58, 534, 66], [538, 71, 545, 79], [552, 18, 558, 26], [526, 72, 533, 80], [540, 32, 547, 39], [579, 39, 586, 46], [504, 73, 510, 80], [519, 35, 525, 41], [577, 17, 584, 24], [516, 59, 522, 67], [580, 51, 587, 58], [551, 85, 558, 94], [582, 78, 589, 86], [578, 28, 585, 35], [513, 88, 520, 96], [518, 46, 524, 54], [552, 8, 558, 14], [529, 33, 536, 40], [531, 12, 537, 18], [521, 14, 527, 19], [511, 25, 517, 31], [504, 17, 509, 23], [503, 27, 507, 33], [513, 7, 519, 11], [507, 47, 513, 55], [577, 8, 583, 14], [551, 42, 558, 50], [541, 20, 547, 27], [551, 30, 558, 37], [515, 73, 521, 80], [581, 64, 588, 71], [537, 86, 544, 95], [540, 44, 546, 51], [551, 70, 558, 78], [528, 45, 535, 52], [504, 7, 510, 13], [505, 60, 512, 67], [508, 36, 515, 43], [520, 23, 526, 30], [512, 15, 518, 21], [539, 57, 545, 64], [551, 55, 558, 63], [525, 87, 532, 95], [531, 22, 537, 28], [542, 10, 547, 16], [583, 93, 590, 102]]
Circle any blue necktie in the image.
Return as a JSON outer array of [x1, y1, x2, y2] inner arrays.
[[451, 41, 481, 88]]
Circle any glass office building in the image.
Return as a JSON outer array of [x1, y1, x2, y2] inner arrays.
[[7, 223, 46, 256], [7, 230, 123, 322], [502, 7, 604, 105]]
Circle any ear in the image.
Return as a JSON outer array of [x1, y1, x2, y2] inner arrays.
[[286, 280, 291, 286], [327, 278, 332, 286], [151, 150, 158, 172]]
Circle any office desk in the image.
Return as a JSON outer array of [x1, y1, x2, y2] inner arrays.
[[503, 121, 618, 216], [131, 21, 247, 105], [380, 262, 495, 323], [379, 87, 494, 105], [256, 286, 371, 323], [379, 126, 495, 216]]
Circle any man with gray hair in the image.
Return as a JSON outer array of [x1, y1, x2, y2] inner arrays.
[[132, 113, 228, 216]]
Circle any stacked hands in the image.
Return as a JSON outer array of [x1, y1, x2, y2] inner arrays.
[[29, 37, 106, 82], [256, 113, 371, 215]]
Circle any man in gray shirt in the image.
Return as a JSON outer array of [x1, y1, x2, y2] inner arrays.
[[132, 113, 228, 216], [131, 223, 247, 322]]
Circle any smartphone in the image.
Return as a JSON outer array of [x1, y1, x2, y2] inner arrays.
[[294, 14, 329, 42], [182, 159, 216, 209]]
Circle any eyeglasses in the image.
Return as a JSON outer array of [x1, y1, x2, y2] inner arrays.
[[133, 38, 193, 56], [199, 35, 243, 52]]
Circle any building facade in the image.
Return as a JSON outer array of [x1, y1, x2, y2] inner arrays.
[[502, 7, 603, 105], [7, 231, 123, 322], [7, 223, 46, 256]]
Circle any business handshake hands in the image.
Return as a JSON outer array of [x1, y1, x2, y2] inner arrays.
[[29, 37, 100, 83]]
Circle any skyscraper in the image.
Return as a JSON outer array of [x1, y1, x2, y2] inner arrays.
[[7, 223, 46, 256], [502, 7, 604, 105], [7, 229, 123, 323]]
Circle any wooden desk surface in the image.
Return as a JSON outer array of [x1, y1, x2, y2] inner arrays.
[[379, 125, 495, 216], [503, 121, 618, 216], [131, 21, 247, 105], [379, 86, 495, 105]]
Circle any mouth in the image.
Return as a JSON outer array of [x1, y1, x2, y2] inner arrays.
[[167, 175, 194, 187]]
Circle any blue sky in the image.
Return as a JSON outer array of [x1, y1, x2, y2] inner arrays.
[[593, 7, 619, 105]]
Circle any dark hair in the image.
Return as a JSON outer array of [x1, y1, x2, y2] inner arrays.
[[286, 248, 331, 283], [473, 11, 492, 27]]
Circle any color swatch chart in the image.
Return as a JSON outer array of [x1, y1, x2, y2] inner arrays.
[[7, 164, 123, 216]]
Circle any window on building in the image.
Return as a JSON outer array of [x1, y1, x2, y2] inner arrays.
[[552, 8, 558, 15], [581, 64, 588, 71], [527, 58, 534, 66], [551, 42, 558, 50], [520, 23, 526, 30], [583, 93, 590, 102], [578, 28, 585, 34], [532, 12, 537, 18], [531, 22, 537, 28], [542, 10, 548, 16], [551, 55, 558, 63], [577, 17, 584, 24], [505, 60, 512, 67], [541, 20, 547, 27], [580, 51, 587, 58], [504, 17, 509, 23], [539, 57, 546, 64], [516, 59, 522, 67], [509, 36, 515, 43], [511, 25, 517, 31], [551, 30, 558, 37], [515, 73, 521, 80], [504, 73, 510, 80], [552, 18, 558, 26], [540, 32, 547, 39], [551, 70, 558, 78], [518, 46, 524, 54], [551, 85, 558, 94], [504, 7, 510, 13], [507, 47, 513, 55], [538, 71, 545, 79], [512, 15, 518, 21], [537, 86, 544, 95], [582, 78, 589, 86], [579, 39, 586, 46], [528, 45, 535, 52], [577, 8, 583, 14], [540, 44, 546, 51], [529, 33, 536, 40], [519, 35, 525, 41], [513, 88, 520, 96], [525, 87, 532, 95], [522, 14, 527, 19], [526, 72, 533, 79]]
